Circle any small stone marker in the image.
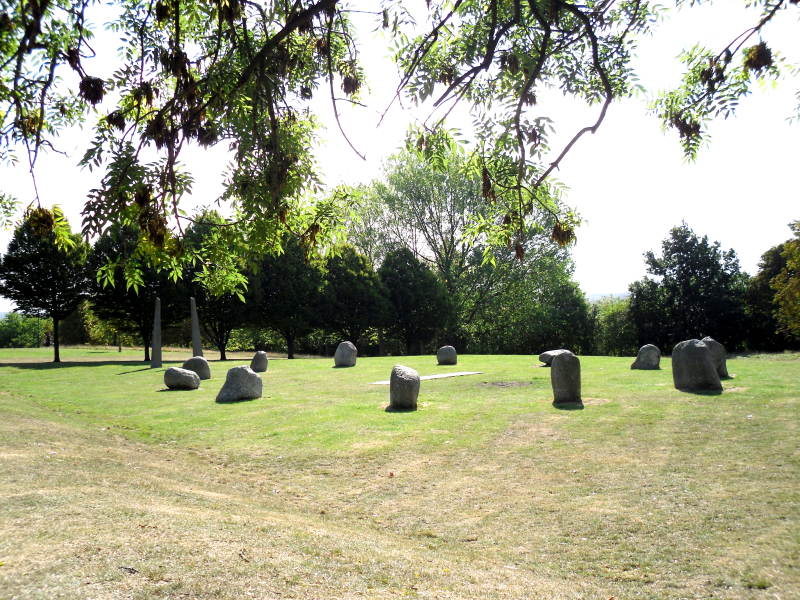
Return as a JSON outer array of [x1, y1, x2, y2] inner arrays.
[[182, 356, 211, 380], [334, 341, 357, 367], [437, 345, 457, 365], [672, 339, 722, 393], [538, 348, 571, 367], [190, 297, 203, 357], [389, 365, 420, 411], [250, 351, 268, 373], [551, 352, 582, 407], [631, 344, 661, 370], [216, 366, 262, 403], [164, 367, 200, 390], [151, 297, 162, 369], [701, 336, 729, 379]]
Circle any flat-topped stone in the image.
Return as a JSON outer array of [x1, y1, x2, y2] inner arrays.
[[538, 349, 572, 366], [164, 367, 200, 390], [182, 356, 211, 380], [672, 339, 722, 393]]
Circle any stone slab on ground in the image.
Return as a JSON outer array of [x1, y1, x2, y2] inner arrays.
[[370, 371, 482, 385]]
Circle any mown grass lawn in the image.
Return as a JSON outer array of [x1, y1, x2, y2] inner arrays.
[[1, 347, 798, 599]]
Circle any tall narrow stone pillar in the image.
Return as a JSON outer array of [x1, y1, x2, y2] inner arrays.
[[190, 296, 203, 357], [151, 297, 162, 368]]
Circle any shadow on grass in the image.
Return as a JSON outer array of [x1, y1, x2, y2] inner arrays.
[[156, 388, 199, 393], [215, 396, 259, 404], [0, 360, 158, 370], [677, 387, 724, 396], [384, 405, 417, 413], [553, 401, 585, 411]]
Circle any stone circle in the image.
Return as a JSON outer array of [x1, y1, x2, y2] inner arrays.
[[551, 351, 582, 407], [389, 365, 420, 411], [182, 356, 211, 380], [334, 341, 357, 367], [250, 351, 268, 373], [672, 339, 722, 393], [437, 345, 457, 365], [216, 366, 263, 403], [631, 344, 660, 370], [164, 367, 200, 390]]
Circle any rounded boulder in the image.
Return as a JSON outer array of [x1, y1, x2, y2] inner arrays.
[[216, 366, 263, 403], [182, 356, 211, 380], [436, 345, 457, 366], [389, 365, 420, 411], [701, 336, 729, 379], [164, 367, 201, 390], [334, 341, 357, 368], [538, 349, 572, 367], [631, 344, 660, 370], [672, 339, 722, 393], [250, 351, 268, 373]]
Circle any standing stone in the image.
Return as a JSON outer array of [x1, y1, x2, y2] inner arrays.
[[701, 336, 729, 379], [436, 345, 457, 365], [164, 367, 200, 390], [672, 339, 722, 393], [250, 351, 268, 373], [538, 348, 572, 367], [216, 366, 263, 403], [151, 297, 162, 369], [190, 297, 203, 357], [631, 344, 661, 370], [334, 341, 357, 367], [389, 365, 420, 411], [551, 352, 582, 407], [182, 356, 211, 380]]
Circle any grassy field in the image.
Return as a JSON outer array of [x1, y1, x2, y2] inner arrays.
[[0, 347, 798, 599]]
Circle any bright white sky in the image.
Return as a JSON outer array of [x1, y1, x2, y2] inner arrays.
[[1, 3, 798, 312]]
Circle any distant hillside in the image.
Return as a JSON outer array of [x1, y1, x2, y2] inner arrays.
[[587, 292, 629, 302]]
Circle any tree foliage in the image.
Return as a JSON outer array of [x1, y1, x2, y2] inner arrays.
[[0, 208, 89, 361], [593, 296, 638, 356], [3, 1, 790, 287], [772, 221, 800, 339], [628, 223, 748, 351], [378, 247, 453, 354], [0, 311, 49, 347]]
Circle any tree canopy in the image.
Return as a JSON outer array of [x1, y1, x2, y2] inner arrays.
[[1, 1, 794, 289]]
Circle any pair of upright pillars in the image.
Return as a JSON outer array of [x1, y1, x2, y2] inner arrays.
[[150, 297, 203, 368]]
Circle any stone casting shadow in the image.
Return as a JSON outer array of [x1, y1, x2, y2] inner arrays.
[[553, 402, 584, 411], [156, 388, 198, 393], [676, 388, 723, 396], [215, 397, 259, 404]]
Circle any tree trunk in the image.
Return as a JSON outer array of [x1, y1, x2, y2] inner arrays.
[[52, 318, 60, 363], [287, 333, 295, 359], [219, 344, 227, 361]]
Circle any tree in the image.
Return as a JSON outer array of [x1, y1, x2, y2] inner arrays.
[[772, 222, 800, 340], [0, 312, 49, 348], [320, 246, 390, 345], [593, 297, 638, 357], [628, 223, 749, 351], [378, 247, 453, 354], [252, 237, 324, 359], [88, 225, 185, 360], [0, 208, 89, 362], [183, 214, 251, 360], [5, 1, 790, 282], [744, 241, 798, 351]]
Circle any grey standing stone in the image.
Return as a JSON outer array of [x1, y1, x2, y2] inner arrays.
[[216, 366, 263, 403], [164, 367, 200, 390], [701, 336, 729, 379], [250, 351, 268, 373], [538, 348, 571, 366], [334, 341, 357, 367], [631, 344, 661, 370], [190, 297, 203, 357], [151, 297, 162, 369], [182, 356, 211, 380], [672, 339, 722, 393], [389, 365, 420, 411], [436, 345, 457, 365], [551, 352, 582, 406]]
